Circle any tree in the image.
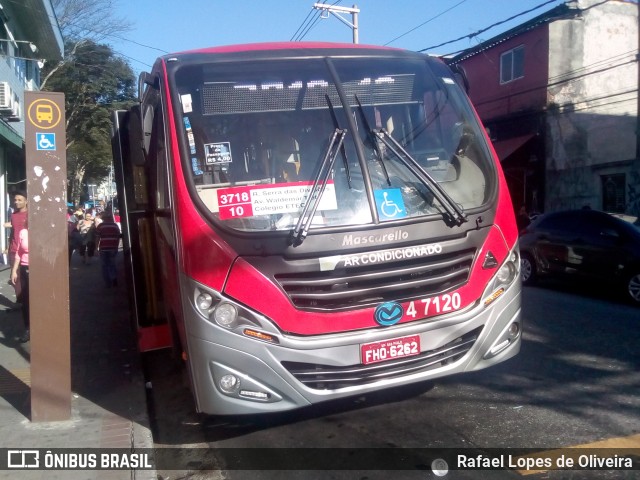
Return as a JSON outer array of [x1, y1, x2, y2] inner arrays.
[[41, 40, 137, 206], [43, 0, 133, 90], [37, 0, 137, 205]]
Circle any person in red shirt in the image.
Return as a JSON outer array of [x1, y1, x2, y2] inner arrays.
[[10, 219, 29, 342], [4, 190, 28, 303], [95, 213, 121, 287]]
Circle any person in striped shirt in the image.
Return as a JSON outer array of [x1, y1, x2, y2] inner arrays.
[[95, 213, 121, 288]]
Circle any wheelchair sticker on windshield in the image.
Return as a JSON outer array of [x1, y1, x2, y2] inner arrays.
[[374, 188, 407, 220]]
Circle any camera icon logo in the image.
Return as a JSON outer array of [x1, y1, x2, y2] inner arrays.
[[7, 450, 40, 468]]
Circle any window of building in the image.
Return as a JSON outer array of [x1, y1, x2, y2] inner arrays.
[[601, 174, 626, 213], [500, 46, 524, 84]]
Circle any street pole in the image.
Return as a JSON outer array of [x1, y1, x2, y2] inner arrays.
[[89, 184, 96, 206], [313, 3, 360, 44], [25, 91, 71, 422], [353, 5, 359, 44]]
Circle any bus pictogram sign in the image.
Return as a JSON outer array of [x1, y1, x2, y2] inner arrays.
[[27, 98, 62, 130]]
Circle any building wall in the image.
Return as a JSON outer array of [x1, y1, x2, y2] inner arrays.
[[0, 54, 29, 138], [0, 52, 27, 258], [0, 0, 61, 260], [545, 0, 639, 213], [463, 26, 549, 121], [452, 23, 551, 214]]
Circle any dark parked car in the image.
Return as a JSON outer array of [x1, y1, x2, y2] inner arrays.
[[519, 209, 640, 305]]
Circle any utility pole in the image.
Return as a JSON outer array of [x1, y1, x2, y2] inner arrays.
[[313, 3, 360, 44]]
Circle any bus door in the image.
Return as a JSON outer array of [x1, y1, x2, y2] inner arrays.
[[112, 107, 172, 351]]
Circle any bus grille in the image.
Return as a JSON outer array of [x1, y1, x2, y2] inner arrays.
[[281, 327, 482, 391], [274, 248, 476, 311]]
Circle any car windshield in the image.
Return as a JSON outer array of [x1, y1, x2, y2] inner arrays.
[[173, 55, 495, 232]]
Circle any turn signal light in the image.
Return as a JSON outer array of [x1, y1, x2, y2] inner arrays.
[[484, 287, 505, 306], [243, 328, 278, 344]]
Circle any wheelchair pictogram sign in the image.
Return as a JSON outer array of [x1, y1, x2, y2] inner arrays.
[[36, 133, 56, 151], [374, 188, 407, 220]]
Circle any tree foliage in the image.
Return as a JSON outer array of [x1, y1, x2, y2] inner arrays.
[[43, 0, 133, 90], [41, 40, 137, 205], [52, 0, 133, 42]]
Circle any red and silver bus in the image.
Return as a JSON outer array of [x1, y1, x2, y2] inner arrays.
[[112, 42, 522, 415]]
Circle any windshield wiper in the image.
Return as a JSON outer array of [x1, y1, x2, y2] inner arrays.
[[374, 128, 467, 227], [326, 95, 352, 189], [291, 128, 347, 246], [355, 96, 391, 188]]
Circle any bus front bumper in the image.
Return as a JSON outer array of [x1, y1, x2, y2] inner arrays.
[[183, 283, 521, 416]]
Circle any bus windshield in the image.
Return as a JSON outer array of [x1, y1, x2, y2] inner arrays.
[[173, 55, 495, 232]]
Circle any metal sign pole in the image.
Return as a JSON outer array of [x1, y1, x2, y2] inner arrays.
[[24, 91, 70, 422]]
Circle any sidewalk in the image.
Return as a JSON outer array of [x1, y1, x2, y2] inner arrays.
[[0, 251, 155, 479]]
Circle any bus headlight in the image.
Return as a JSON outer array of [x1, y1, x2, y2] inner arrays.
[[196, 292, 214, 311], [483, 248, 520, 307], [214, 303, 238, 328], [496, 258, 516, 284], [191, 281, 280, 341]]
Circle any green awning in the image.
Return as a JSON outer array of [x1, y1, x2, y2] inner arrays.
[[0, 122, 24, 149]]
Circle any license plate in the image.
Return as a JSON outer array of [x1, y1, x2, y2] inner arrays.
[[361, 334, 421, 365]]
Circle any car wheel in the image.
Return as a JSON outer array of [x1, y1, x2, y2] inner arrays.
[[627, 272, 640, 305], [520, 254, 536, 285]]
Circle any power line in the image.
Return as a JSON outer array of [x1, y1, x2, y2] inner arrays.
[[293, 1, 345, 42], [418, 0, 559, 52], [293, 8, 324, 42], [291, 7, 319, 41], [471, 55, 638, 109], [296, 15, 322, 41], [383, 0, 469, 46], [552, 92, 637, 115], [547, 48, 637, 83]]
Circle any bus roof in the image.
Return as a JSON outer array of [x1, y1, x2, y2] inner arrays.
[[167, 41, 403, 58]]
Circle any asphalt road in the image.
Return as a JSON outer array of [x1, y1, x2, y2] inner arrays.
[[145, 282, 640, 480]]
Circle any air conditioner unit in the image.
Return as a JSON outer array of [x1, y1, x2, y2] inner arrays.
[[0, 82, 11, 111], [6, 102, 21, 122]]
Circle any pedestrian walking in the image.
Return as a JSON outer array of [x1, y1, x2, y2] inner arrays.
[[77, 212, 96, 264], [68, 215, 82, 262], [95, 213, 121, 287], [516, 206, 531, 232]]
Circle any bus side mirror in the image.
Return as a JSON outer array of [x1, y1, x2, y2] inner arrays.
[[450, 64, 469, 94], [138, 72, 159, 101]]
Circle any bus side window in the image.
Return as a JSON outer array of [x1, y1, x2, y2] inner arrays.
[[127, 106, 146, 167], [153, 104, 170, 210]]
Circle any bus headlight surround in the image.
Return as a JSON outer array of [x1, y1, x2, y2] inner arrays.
[[214, 302, 238, 328], [191, 281, 280, 340], [483, 247, 520, 307]]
